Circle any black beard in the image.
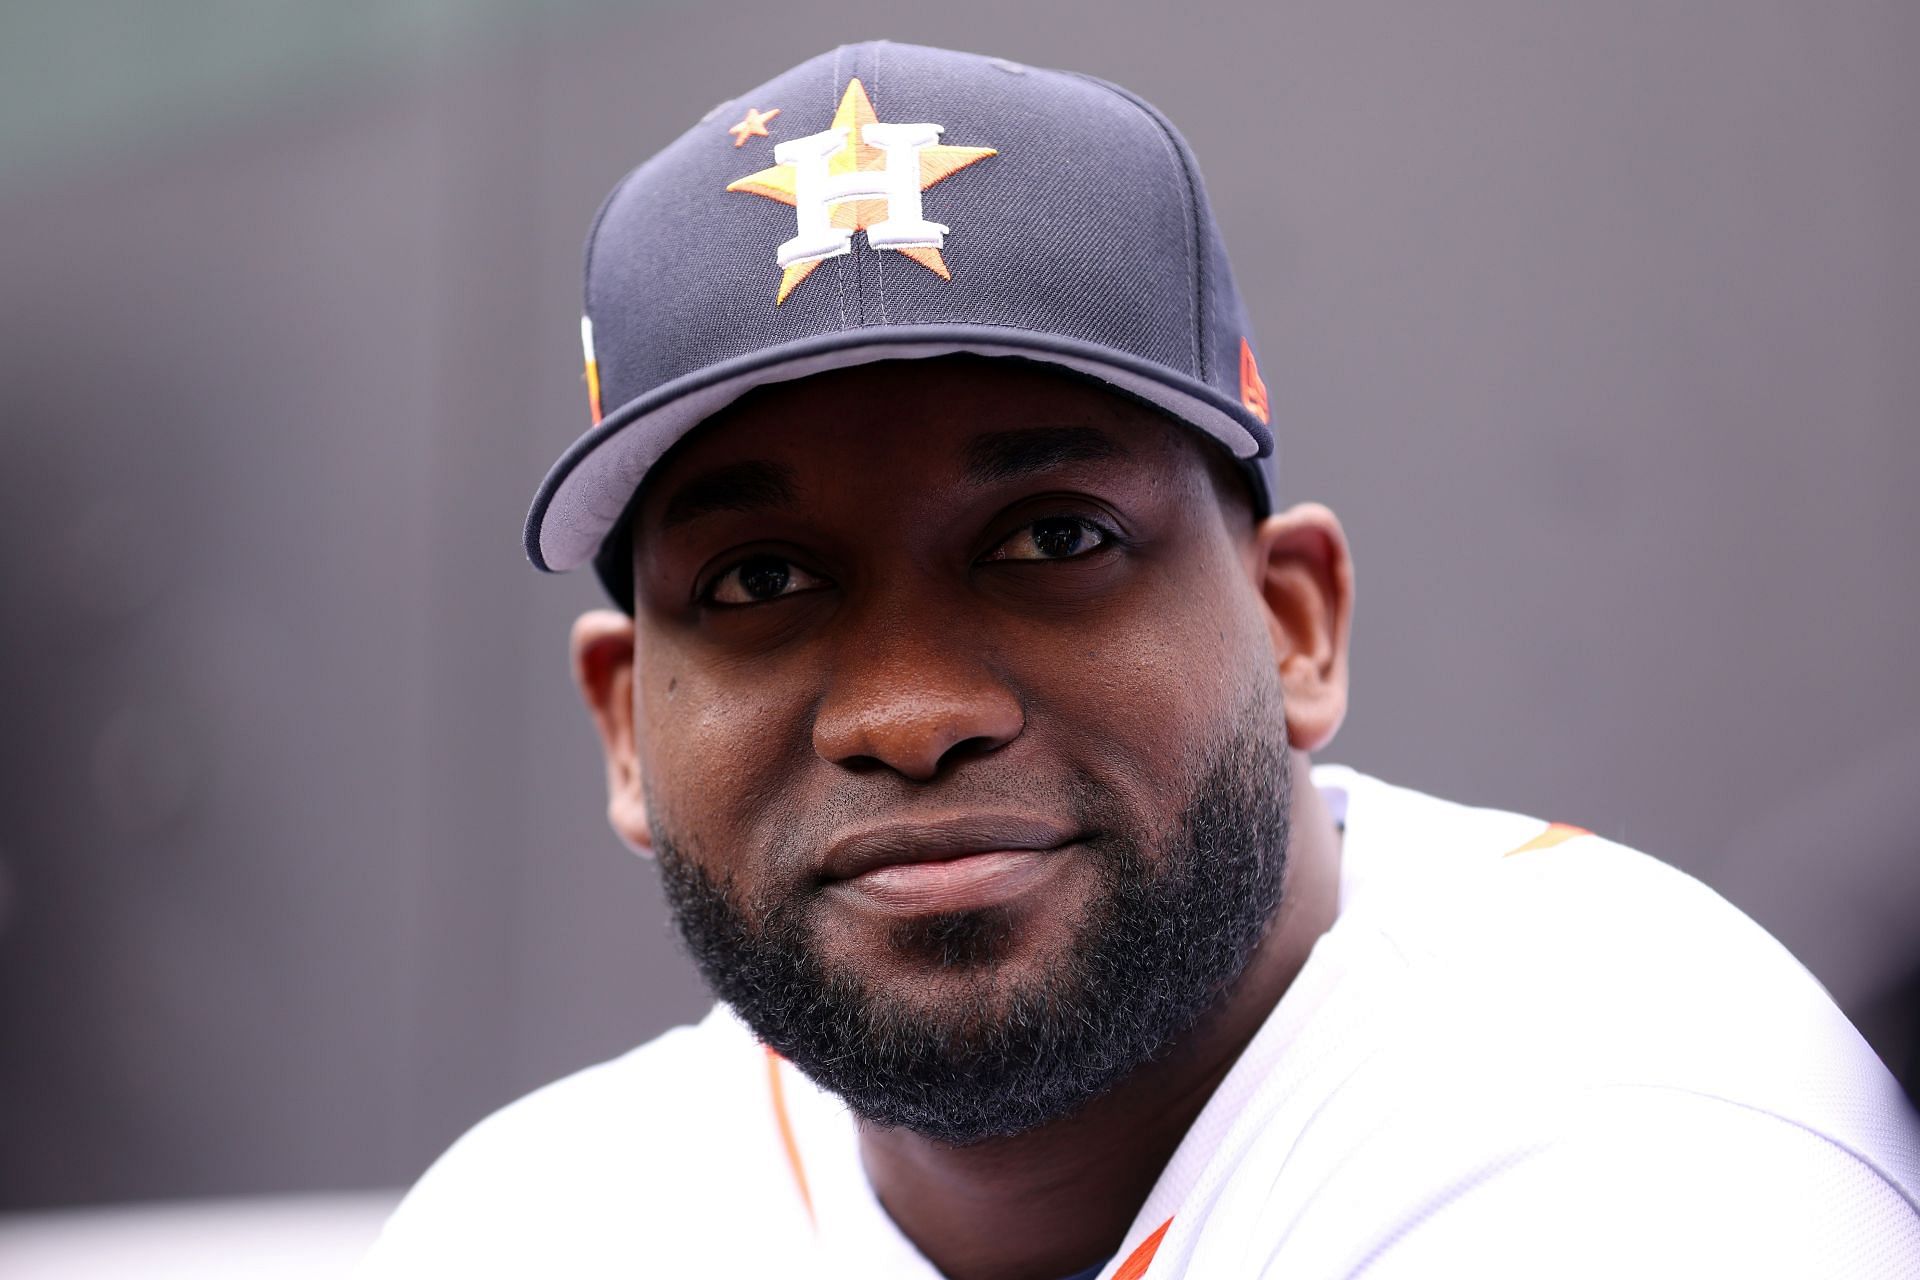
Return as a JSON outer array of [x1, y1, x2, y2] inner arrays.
[[653, 699, 1292, 1146]]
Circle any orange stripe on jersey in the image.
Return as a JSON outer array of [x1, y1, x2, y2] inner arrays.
[[1502, 822, 1590, 857], [764, 1046, 816, 1228], [1113, 1216, 1174, 1280]]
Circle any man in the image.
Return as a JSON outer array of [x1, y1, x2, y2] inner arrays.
[[363, 41, 1920, 1278]]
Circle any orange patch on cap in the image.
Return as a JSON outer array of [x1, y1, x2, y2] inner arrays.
[[1238, 337, 1270, 424]]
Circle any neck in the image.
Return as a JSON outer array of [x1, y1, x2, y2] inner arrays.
[[858, 759, 1343, 1280]]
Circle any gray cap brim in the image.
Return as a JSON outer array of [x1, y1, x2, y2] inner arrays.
[[525, 324, 1274, 573]]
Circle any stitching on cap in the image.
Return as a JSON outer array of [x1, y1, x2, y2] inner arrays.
[[1064, 72, 1203, 380], [829, 45, 852, 329], [847, 41, 866, 324], [872, 41, 889, 324]]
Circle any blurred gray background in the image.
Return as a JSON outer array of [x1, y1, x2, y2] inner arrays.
[[2, 0, 1916, 1210]]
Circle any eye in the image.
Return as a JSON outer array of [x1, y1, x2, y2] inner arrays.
[[985, 515, 1117, 562], [703, 554, 828, 606]]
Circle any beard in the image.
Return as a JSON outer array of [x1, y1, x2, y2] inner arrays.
[[652, 692, 1293, 1146]]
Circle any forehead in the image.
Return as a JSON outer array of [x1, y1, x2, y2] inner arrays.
[[637, 355, 1206, 517]]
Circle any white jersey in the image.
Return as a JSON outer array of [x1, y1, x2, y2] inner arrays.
[[361, 767, 1920, 1278]]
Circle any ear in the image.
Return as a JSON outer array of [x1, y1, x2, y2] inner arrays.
[[570, 609, 654, 858], [1251, 503, 1355, 753]]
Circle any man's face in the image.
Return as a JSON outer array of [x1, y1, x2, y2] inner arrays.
[[617, 356, 1300, 1140]]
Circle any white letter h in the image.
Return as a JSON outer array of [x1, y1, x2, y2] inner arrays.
[[773, 122, 946, 269]]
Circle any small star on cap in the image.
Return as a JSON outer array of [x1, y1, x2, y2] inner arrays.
[[727, 106, 780, 147]]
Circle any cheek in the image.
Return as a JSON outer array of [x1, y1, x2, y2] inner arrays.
[[1033, 546, 1271, 799], [633, 647, 813, 870]]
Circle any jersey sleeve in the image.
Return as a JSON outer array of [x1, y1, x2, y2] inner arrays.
[[1329, 1086, 1920, 1280]]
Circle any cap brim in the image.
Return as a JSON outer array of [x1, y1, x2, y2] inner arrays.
[[525, 324, 1275, 573]]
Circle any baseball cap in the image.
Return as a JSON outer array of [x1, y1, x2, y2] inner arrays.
[[524, 40, 1277, 603]]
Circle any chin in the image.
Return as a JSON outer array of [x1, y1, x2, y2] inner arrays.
[[814, 892, 1094, 995]]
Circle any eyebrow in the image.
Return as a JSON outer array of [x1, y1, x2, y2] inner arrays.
[[658, 459, 799, 530], [962, 426, 1125, 485]]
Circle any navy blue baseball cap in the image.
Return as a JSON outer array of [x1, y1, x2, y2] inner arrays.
[[525, 40, 1277, 602]]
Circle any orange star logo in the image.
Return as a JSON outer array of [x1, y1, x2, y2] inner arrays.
[[727, 106, 780, 147], [727, 78, 997, 304]]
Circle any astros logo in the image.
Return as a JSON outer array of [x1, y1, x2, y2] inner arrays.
[[727, 78, 998, 304]]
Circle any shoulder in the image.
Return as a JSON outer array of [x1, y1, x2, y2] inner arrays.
[[1319, 769, 1918, 1180], [1272, 1082, 1920, 1278], [359, 1005, 796, 1276], [1325, 766, 1832, 1009]]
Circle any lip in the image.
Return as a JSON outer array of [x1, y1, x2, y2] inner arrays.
[[831, 849, 1077, 916], [820, 814, 1081, 883]]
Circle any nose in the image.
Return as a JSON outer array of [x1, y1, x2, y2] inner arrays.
[[811, 606, 1024, 782]]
